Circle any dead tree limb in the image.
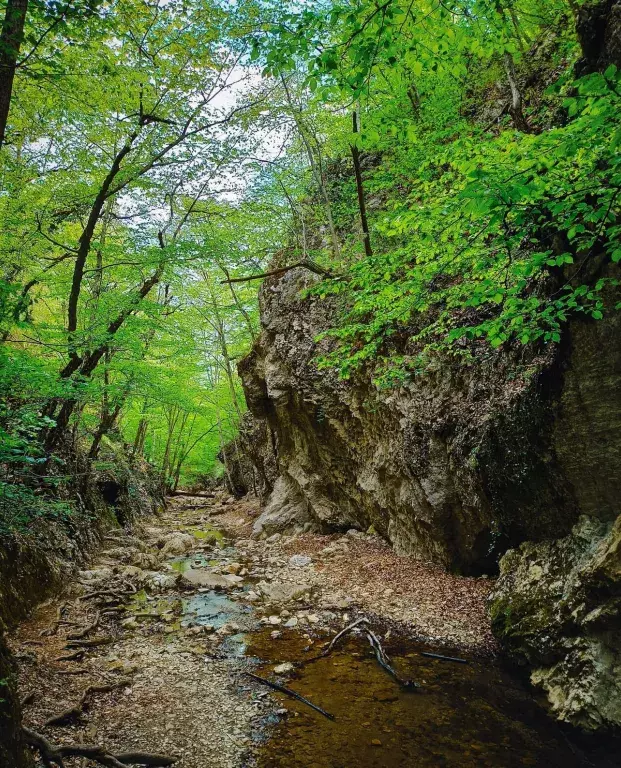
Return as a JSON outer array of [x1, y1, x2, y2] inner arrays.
[[220, 260, 336, 285], [321, 617, 369, 657], [365, 628, 419, 689], [350, 111, 373, 257], [420, 651, 468, 664], [244, 672, 335, 721]]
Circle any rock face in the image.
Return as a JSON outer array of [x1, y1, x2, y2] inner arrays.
[[239, 268, 621, 571], [237, 266, 621, 731], [489, 515, 621, 732]]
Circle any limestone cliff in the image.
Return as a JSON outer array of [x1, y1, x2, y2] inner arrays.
[[236, 265, 621, 730]]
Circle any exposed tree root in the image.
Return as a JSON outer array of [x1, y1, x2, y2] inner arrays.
[[23, 726, 177, 768], [67, 611, 100, 641], [44, 680, 130, 726], [55, 650, 85, 662], [57, 668, 89, 675], [65, 636, 113, 649]]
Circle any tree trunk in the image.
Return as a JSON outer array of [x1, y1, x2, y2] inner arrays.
[[0, 0, 28, 149], [0, 631, 33, 768], [503, 52, 531, 133], [350, 111, 373, 258]]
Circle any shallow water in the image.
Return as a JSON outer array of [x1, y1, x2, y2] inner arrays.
[[151, 542, 617, 767], [247, 629, 607, 768]]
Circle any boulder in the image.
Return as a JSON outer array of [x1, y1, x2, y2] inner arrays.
[[252, 475, 317, 538], [257, 580, 311, 603], [146, 572, 181, 592], [489, 514, 621, 732], [160, 533, 195, 557], [180, 569, 242, 589]]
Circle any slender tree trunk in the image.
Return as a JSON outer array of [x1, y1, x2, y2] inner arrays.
[[0, 0, 28, 149], [350, 111, 373, 258], [133, 416, 148, 455], [88, 402, 122, 460], [66, 133, 139, 364], [45, 261, 166, 448], [503, 52, 530, 133], [217, 262, 257, 341]]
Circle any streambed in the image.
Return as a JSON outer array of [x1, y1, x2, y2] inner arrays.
[[14, 497, 617, 768], [152, 549, 604, 768]]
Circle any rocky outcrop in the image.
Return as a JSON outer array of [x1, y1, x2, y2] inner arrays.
[[489, 515, 621, 732], [237, 266, 621, 731], [239, 267, 621, 570]]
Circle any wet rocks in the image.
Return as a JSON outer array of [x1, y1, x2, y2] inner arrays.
[[146, 572, 181, 592], [180, 570, 242, 590], [273, 662, 294, 674]]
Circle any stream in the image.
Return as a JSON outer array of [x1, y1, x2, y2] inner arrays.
[[128, 539, 607, 767], [14, 496, 618, 768]]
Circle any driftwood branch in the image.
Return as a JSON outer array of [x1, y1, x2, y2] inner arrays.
[[420, 651, 468, 664], [244, 672, 335, 721], [23, 726, 177, 768], [321, 617, 369, 657], [365, 628, 419, 689], [319, 617, 420, 689], [220, 260, 335, 285]]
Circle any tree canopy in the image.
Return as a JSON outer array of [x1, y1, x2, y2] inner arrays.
[[0, 0, 619, 529]]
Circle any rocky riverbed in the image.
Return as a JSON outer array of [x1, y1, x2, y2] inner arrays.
[[10, 492, 618, 767]]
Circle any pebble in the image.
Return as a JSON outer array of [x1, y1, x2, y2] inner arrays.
[[289, 554, 312, 568], [273, 662, 294, 674]]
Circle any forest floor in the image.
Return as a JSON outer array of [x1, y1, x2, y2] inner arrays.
[[10, 491, 502, 768]]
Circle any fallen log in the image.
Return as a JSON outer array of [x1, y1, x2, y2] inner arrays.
[[244, 671, 335, 721]]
